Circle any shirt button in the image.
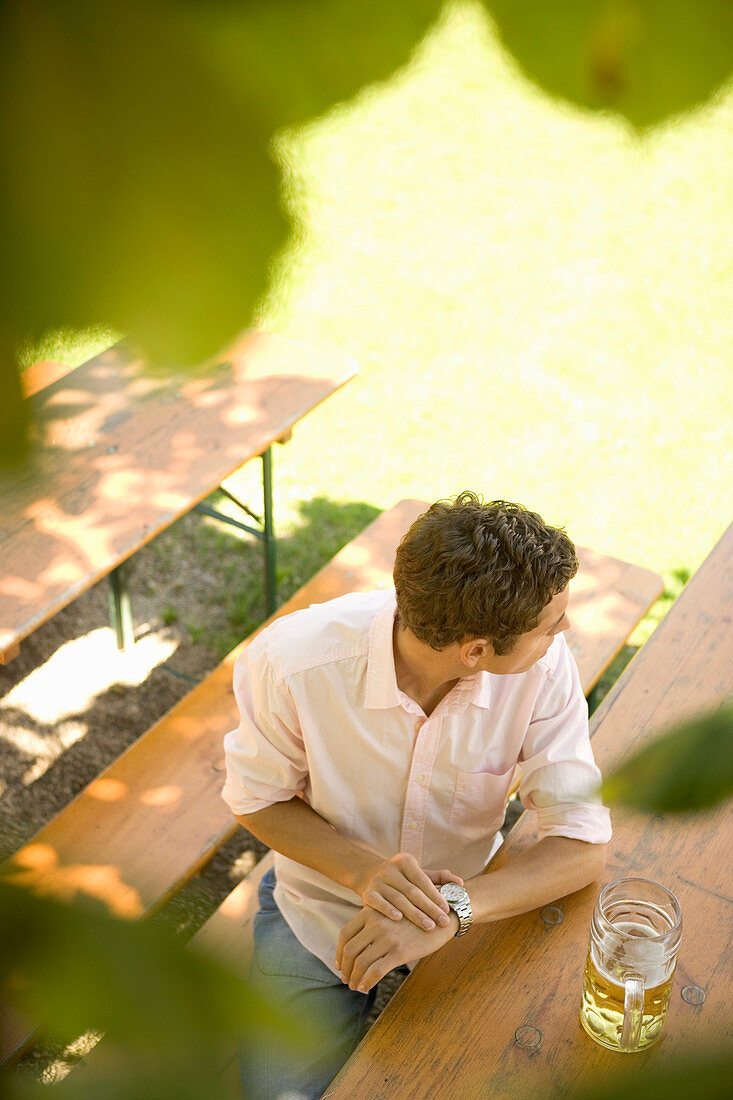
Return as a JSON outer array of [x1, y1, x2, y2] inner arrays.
[[407, 822, 418, 830], [414, 774, 426, 784]]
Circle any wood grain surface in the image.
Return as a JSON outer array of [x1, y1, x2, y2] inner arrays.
[[324, 524, 733, 1100], [0, 331, 358, 655]]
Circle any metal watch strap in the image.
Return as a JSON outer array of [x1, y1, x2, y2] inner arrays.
[[440, 884, 473, 937]]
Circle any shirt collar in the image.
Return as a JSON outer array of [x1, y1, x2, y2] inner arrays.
[[365, 590, 402, 709], [469, 670, 493, 709], [364, 591, 493, 712]]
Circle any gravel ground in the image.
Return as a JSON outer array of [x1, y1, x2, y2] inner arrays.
[[1, 516, 234, 871]]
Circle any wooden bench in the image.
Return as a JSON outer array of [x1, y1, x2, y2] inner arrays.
[[0, 499, 663, 1067]]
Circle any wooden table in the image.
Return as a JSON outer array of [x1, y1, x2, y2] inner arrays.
[[325, 523, 733, 1100], [0, 331, 357, 659]]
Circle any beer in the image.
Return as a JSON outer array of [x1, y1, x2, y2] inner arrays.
[[580, 952, 674, 1052], [579, 879, 682, 1052]]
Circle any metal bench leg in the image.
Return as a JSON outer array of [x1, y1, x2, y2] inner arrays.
[[262, 446, 276, 616], [108, 563, 134, 650]]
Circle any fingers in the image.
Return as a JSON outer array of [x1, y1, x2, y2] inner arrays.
[[385, 855, 451, 928], [348, 947, 393, 993], [362, 888, 403, 922], [338, 927, 380, 986], [335, 911, 366, 974], [391, 890, 448, 930], [366, 883, 444, 930], [425, 869, 465, 887], [337, 923, 397, 991], [336, 905, 457, 994], [399, 854, 448, 902], [359, 854, 458, 931]]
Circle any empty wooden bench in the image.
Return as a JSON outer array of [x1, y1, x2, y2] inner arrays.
[[0, 499, 663, 1065]]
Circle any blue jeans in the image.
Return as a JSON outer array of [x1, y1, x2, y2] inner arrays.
[[239, 868, 402, 1100]]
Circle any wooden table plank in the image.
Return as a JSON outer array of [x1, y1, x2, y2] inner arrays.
[[0, 331, 357, 655], [21, 360, 72, 397], [324, 523, 733, 1100]]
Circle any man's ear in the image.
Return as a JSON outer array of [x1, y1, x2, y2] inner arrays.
[[459, 638, 493, 668]]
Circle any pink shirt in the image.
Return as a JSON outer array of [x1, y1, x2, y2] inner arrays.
[[222, 589, 611, 974]]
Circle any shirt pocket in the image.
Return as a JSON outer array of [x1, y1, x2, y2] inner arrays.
[[448, 765, 517, 842]]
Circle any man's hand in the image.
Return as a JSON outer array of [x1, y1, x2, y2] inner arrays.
[[335, 905, 458, 992], [356, 853, 463, 931]]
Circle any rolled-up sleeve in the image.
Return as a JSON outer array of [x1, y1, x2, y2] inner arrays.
[[221, 637, 307, 817], [518, 638, 612, 845]]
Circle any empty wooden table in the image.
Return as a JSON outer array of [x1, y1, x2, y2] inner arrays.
[[0, 331, 357, 659], [324, 523, 732, 1100]]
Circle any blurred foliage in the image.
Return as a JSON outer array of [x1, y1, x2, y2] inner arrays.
[[540, 1051, 733, 1100], [489, 0, 733, 128], [0, 0, 442, 462], [602, 702, 733, 813], [0, 880, 307, 1099], [1, 0, 731, 462]]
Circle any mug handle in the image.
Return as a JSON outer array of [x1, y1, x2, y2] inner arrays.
[[620, 974, 644, 1050]]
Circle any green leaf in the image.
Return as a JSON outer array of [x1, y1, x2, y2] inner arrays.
[[0, 0, 286, 366], [0, 0, 443, 464], [486, 0, 733, 130], [179, 0, 445, 133], [602, 703, 733, 814], [0, 881, 309, 1096], [0, 341, 29, 463]]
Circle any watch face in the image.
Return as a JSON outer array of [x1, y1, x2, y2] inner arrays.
[[441, 883, 465, 903]]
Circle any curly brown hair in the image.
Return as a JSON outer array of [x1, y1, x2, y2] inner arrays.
[[393, 492, 578, 655]]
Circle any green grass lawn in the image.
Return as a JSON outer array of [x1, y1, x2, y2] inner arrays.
[[24, 1, 732, 660]]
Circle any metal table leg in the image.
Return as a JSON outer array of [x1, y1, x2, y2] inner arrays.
[[108, 563, 135, 650], [262, 446, 276, 616], [193, 444, 278, 617], [107, 446, 279, 650]]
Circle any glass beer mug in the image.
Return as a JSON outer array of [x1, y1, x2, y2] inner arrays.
[[579, 877, 682, 1052]]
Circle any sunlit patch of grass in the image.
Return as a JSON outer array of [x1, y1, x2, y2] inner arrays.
[[260, 0, 732, 578], [628, 568, 691, 647], [18, 326, 119, 371]]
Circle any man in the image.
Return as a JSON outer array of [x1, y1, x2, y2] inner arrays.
[[222, 493, 611, 1098]]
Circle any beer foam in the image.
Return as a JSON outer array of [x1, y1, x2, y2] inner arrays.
[[592, 922, 670, 988]]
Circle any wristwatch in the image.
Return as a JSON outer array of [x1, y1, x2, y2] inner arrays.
[[439, 882, 473, 937]]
